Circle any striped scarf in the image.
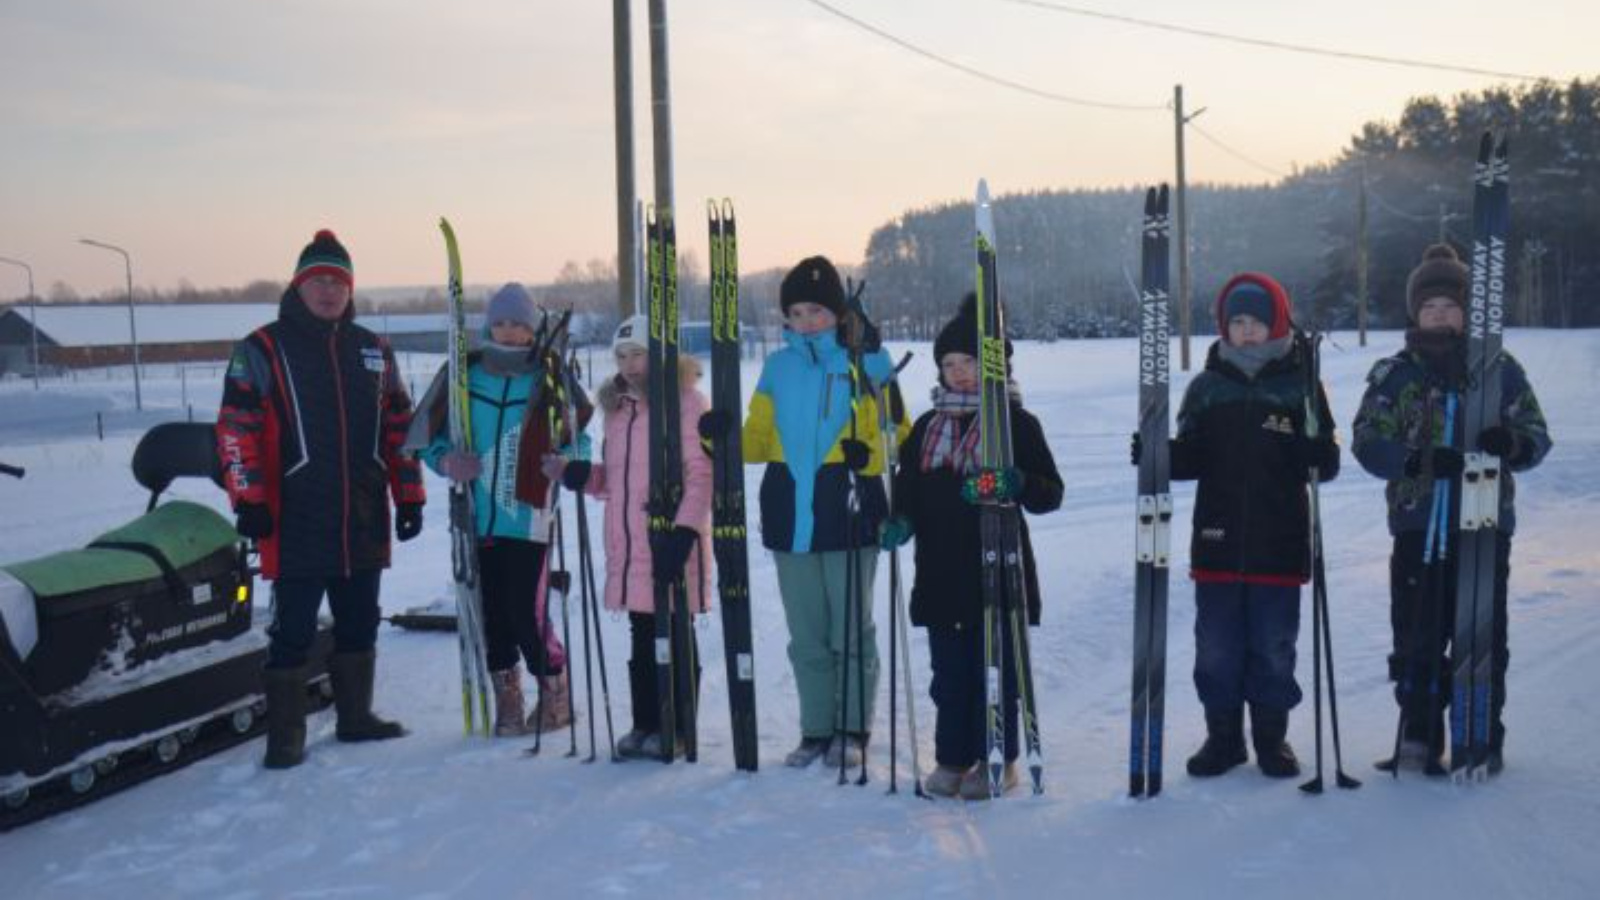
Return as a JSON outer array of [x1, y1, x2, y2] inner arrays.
[[920, 387, 982, 474]]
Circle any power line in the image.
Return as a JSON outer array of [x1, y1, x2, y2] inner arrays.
[[1186, 120, 1288, 179], [999, 0, 1545, 82], [800, 0, 1166, 112]]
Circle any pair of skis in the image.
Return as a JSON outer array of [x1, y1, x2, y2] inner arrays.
[[1451, 132, 1510, 782], [645, 207, 697, 763], [973, 180, 1044, 797], [1128, 186, 1172, 798], [706, 200, 759, 772], [439, 217, 493, 737]]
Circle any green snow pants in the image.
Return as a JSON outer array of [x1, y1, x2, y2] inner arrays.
[[773, 548, 880, 739]]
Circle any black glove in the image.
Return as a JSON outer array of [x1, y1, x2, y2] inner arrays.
[[650, 525, 699, 584], [561, 460, 592, 492], [1404, 447, 1465, 479], [839, 438, 871, 472], [395, 503, 424, 542], [1296, 438, 1336, 474], [1477, 426, 1517, 459], [1130, 432, 1142, 467], [698, 409, 734, 441], [235, 502, 274, 540], [838, 310, 882, 353]]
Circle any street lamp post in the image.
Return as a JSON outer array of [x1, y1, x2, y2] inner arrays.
[[79, 238, 142, 411], [0, 256, 39, 390]]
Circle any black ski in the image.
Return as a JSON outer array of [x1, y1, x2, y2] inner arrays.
[[1129, 185, 1172, 799], [707, 199, 758, 772], [646, 206, 694, 763], [1451, 132, 1509, 782]]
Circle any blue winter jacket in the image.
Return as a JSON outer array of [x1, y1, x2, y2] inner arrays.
[[742, 329, 905, 553]]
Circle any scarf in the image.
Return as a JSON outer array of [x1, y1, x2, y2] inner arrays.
[[920, 387, 980, 475], [917, 382, 1022, 475], [1218, 333, 1292, 379], [1405, 327, 1468, 389]]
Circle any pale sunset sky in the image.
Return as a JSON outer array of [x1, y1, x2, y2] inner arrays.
[[0, 0, 1593, 298]]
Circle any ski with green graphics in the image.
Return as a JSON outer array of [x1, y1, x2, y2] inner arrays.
[[973, 179, 1043, 797], [707, 199, 758, 772], [438, 218, 493, 737]]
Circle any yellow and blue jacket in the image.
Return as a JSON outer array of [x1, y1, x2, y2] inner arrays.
[[743, 329, 908, 553]]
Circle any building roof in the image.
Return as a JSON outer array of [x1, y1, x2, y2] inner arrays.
[[0, 304, 463, 348]]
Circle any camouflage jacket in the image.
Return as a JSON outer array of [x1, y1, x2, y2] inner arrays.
[[1351, 345, 1550, 536]]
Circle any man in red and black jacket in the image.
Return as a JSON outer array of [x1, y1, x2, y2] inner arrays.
[[217, 229, 426, 769]]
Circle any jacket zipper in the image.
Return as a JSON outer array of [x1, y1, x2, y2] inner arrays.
[[329, 328, 352, 576], [484, 376, 510, 537], [618, 398, 639, 608]]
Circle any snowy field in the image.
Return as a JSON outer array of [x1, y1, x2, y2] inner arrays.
[[2, 330, 1598, 899]]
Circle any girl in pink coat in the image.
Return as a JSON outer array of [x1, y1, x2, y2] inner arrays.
[[543, 315, 712, 759]]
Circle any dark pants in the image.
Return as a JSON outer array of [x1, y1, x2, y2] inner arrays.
[[626, 611, 700, 734], [1389, 531, 1511, 750], [267, 570, 382, 669], [1193, 581, 1303, 713], [479, 538, 551, 675], [927, 621, 1020, 769]]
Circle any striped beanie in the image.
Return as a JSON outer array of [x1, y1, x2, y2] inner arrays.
[[292, 229, 353, 289]]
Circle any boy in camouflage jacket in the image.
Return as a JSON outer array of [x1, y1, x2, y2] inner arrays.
[[1352, 244, 1551, 774]]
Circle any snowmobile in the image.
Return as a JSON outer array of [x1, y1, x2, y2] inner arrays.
[[0, 423, 332, 829]]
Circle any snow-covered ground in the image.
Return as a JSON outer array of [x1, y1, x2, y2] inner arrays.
[[2, 331, 1597, 898]]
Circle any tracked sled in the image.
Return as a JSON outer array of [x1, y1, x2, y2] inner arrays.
[[0, 423, 331, 829]]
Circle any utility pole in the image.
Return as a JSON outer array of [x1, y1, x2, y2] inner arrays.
[[1356, 162, 1369, 346], [648, 0, 675, 214], [1173, 85, 1204, 371], [612, 0, 638, 319]]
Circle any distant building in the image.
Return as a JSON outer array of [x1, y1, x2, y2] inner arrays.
[[0, 303, 476, 371]]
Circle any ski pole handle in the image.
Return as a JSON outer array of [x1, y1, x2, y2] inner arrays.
[[0, 462, 23, 479]]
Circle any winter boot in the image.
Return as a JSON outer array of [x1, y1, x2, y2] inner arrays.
[[328, 650, 406, 742], [616, 729, 654, 760], [825, 733, 867, 769], [491, 666, 530, 737], [784, 736, 830, 768], [531, 669, 574, 734], [262, 666, 308, 769], [959, 762, 1019, 800], [638, 731, 683, 760], [1250, 705, 1300, 779], [924, 765, 969, 798], [1186, 707, 1247, 777], [1376, 710, 1446, 775]]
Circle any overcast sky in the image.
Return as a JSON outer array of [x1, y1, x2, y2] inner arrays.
[[0, 0, 1592, 298]]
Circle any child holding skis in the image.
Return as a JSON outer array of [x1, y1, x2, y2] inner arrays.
[[541, 314, 712, 760], [414, 283, 585, 737], [1142, 273, 1339, 780], [1352, 244, 1550, 774], [726, 255, 903, 769], [879, 295, 1062, 799]]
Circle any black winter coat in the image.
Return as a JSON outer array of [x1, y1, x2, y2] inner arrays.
[[218, 290, 424, 579], [894, 403, 1063, 630], [1171, 338, 1338, 584]]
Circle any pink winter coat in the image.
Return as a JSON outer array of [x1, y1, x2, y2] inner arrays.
[[582, 364, 713, 614]]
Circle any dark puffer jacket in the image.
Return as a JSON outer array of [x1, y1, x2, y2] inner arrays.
[[895, 403, 1063, 630], [1171, 337, 1338, 585], [217, 288, 425, 579]]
